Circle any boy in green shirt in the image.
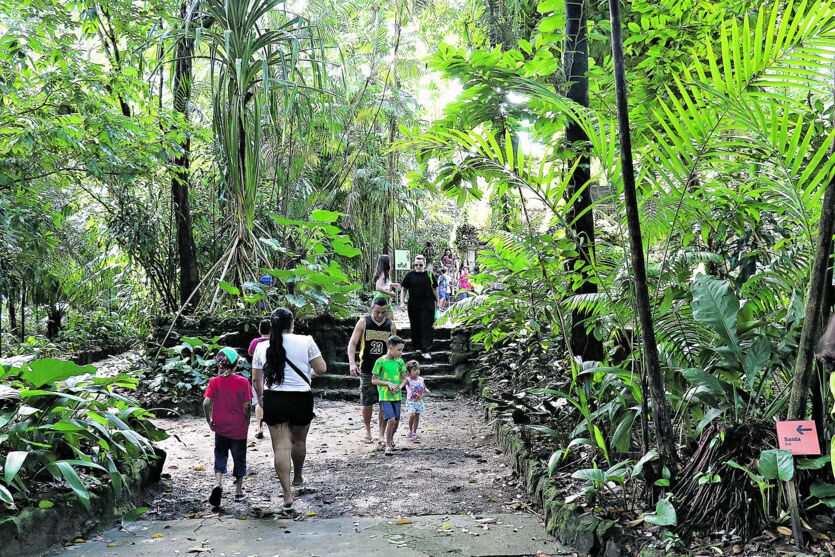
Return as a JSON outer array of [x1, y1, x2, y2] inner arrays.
[[371, 335, 408, 456]]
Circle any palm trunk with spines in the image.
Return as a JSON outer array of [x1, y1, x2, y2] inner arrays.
[[608, 0, 679, 470]]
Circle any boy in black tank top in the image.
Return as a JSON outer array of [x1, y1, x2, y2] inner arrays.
[[347, 298, 397, 443]]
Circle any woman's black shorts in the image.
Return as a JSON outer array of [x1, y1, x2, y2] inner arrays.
[[262, 390, 315, 427]]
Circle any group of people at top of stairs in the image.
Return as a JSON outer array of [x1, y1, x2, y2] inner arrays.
[[200, 250, 462, 511]]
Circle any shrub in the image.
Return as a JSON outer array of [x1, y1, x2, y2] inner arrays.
[[0, 358, 167, 511]]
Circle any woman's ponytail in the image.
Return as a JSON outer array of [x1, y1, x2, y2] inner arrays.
[[265, 308, 294, 388]]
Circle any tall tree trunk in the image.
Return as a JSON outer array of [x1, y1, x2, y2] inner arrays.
[[564, 0, 603, 362], [171, 1, 201, 310], [8, 284, 16, 338], [786, 170, 835, 419], [385, 114, 397, 255], [19, 283, 25, 341], [608, 0, 679, 470]]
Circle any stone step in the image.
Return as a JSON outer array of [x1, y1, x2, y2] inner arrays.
[[313, 387, 460, 401], [402, 350, 451, 363], [316, 373, 461, 391], [404, 338, 451, 351], [393, 327, 453, 340], [330, 361, 453, 376]]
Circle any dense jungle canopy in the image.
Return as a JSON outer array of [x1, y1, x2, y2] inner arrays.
[[5, 0, 835, 549]]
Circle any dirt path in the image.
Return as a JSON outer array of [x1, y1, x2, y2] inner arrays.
[[144, 398, 536, 521]]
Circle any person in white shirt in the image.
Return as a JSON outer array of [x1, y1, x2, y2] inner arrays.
[[252, 308, 326, 511]]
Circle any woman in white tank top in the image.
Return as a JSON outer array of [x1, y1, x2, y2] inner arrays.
[[252, 308, 327, 511]]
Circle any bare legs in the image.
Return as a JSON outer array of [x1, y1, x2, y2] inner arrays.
[[290, 424, 310, 486], [408, 412, 420, 436], [213, 472, 244, 496], [255, 404, 264, 437], [267, 422, 311, 507], [268, 424, 293, 506], [362, 404, 385, 441], [384, 418, 399, 453]]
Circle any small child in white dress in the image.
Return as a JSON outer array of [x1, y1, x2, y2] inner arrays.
[[404, 360, 430, 441]]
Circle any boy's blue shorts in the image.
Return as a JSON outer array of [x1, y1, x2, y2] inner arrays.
[[380, 400, 401, 421]]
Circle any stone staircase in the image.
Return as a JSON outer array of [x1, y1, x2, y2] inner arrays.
[[314, 325, 463, 400]]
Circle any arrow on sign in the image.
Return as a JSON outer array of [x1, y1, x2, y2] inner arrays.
[[797, 424, 813, 435]]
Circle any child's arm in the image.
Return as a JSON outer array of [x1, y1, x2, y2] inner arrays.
[[371, 375, 398, 390], [203, 397, 214, 430], [243, 396, 252, 422], [421, 378, 431, 394]]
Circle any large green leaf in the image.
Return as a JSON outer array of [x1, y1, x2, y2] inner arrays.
[[310, 209, 340, 223], [743, 334, 772, 386], [759, 449, 794, 481], [47, 461, 91, 511], [3, 451, 29, 484], [0, 484, 13, 506], [644, 496, 677, 526], [682, 368, 726, 397], [21, 359, 96, 388], [690, 274, 740, 349]]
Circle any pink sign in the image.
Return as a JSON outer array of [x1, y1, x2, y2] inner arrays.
[[776, 420, 821, 455]]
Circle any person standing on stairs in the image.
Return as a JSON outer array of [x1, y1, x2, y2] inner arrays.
[[372, 254, 400, 320], [400, 256, 439, 360], [347, 297, 397, 443]]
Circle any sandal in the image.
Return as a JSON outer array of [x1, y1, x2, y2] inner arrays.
[[384, 446, 394, 456], [209, 486, 222, 507], [292, 477, 306, 488], [235, 492, 247, 501]]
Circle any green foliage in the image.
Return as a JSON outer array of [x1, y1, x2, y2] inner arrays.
[[0, 358, 166, 511], [142, 335, 250, 408], [644, 496, 677, 527]]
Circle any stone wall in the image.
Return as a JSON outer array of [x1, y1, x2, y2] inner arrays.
[[150, 314, 356, 369], [449, 327, 479, 392], [0, 449, 165, 557], [456, 327, 632, 556]]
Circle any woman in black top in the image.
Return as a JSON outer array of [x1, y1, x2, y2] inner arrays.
[[399, 257, 439, 360]]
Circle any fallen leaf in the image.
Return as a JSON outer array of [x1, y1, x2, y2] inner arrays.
[[187, 548, 212, 553], [776, 526, 793, 537], [711, 547, 723, 556], [396, 519, 414, 525], [627, 517, 644, 528], [306, 511, 318, 517], [151, 533, 165, 539], [193, 466, 206, 471], [809, 530, 831, 541], [731, 544, 742, 555], [107, 543, 118, 548]]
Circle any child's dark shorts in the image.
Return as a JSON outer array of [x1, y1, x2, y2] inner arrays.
[[262, 390, 315, 426], [214, 434, 247, 478], [359, 373, 379, 407]]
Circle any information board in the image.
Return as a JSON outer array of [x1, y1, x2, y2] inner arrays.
[[394, 250, 410, 271]]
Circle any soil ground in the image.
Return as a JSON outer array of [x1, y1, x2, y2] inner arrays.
[[146, 398, 539, 521]]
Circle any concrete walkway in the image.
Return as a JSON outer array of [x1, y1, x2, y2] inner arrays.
[[48, 513, 569, 556]]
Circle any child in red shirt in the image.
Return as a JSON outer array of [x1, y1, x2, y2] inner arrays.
[[203, 347, 252, 506]]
